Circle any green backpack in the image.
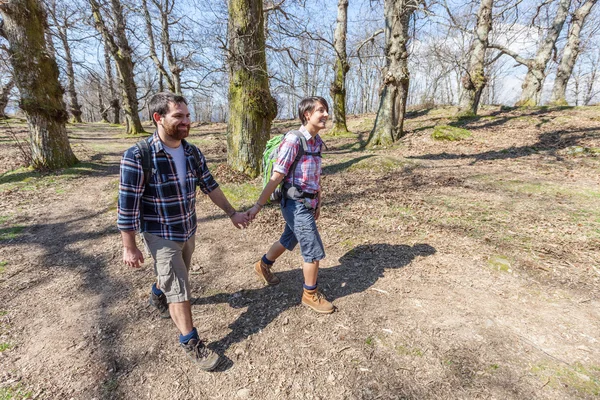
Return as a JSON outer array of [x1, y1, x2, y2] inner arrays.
[[262, 130, 320, 202]]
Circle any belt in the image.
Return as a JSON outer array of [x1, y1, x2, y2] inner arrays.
[[301, 191, 318, 199]]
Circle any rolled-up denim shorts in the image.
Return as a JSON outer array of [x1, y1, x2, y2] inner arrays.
[[142, 232, 195, 303], [279, 199, 325, 262]]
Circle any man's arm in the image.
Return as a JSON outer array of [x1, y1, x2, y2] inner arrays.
[[121, 230, 145, 268], [207, 187, 249, 229]]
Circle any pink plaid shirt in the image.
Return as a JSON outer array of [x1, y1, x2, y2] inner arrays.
[[273, 126, 323, 208]]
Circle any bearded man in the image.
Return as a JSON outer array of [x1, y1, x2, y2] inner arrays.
[[117, 92, 249, 370]]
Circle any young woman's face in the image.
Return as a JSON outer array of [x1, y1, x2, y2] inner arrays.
[[304, 101, 329, 132]]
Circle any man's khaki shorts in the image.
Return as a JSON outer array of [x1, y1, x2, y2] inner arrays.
[[142, 232, 195, 303]]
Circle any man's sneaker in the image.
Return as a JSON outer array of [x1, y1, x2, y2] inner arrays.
[[254, 259, 280, 286], [302, 288, 334, 314], [181, 339, 220, 371], [149, 292, 171, 319]]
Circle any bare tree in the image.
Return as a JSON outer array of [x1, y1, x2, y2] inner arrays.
[[89, 0, 145, 134], [330, 0, 351, 135], [458, 0, 494, 115], [0, 78, 14, 119], [103, 42, 120, 124], [227, 0, 277, 177], [46, 0, 84, 122], [550, 0, 598, 105], [0, 0, 78, 169], [491, 0, 571, 106], [368, 0, 423, 147]]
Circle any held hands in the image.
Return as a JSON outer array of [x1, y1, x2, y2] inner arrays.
[[247, 203, 262, 221], [230, 211, 251, 229], [123, 246, 144, 268]]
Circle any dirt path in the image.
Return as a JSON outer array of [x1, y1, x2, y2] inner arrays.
[[1, 107, 599, 399]]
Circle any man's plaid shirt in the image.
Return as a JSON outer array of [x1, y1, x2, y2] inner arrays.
[[117, 131, 218, 242], [273, 126, 323, 208]]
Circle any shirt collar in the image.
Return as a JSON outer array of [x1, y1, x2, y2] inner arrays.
[[151, 130, 192, 155], [298, 125, 317, 142]]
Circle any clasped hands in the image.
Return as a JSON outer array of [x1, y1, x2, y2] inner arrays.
[[229, 203, 264, 229]]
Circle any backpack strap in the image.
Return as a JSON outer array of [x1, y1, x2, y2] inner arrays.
[[134, 135, 153, 228]]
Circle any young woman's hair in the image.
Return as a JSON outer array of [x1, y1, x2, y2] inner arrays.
[[298, 96, 329, 125]]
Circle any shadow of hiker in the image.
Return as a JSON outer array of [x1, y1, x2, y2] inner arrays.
[[193, 243, 436, 364]]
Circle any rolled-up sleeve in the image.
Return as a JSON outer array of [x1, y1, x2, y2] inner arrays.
[[117, 147, 144, 231], [273, 135, 300, 175], [194, 149, 219, 194]]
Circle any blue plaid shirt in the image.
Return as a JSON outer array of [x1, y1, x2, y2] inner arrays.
[[117, 131, 218, 241]]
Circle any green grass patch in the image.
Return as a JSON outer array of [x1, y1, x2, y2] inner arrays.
[[347, 156, 409, 173], [0, 226, 24, 241], [532, 362, 600, 396], [0, 342, 13, 352], [395, 344, 424, 357], [0, 261, 6, 274], [564, 146, 600, 157], [220, 183, 262, 209], [488, 255, 512, 272], [365, 336, 375, 346], [0, 385, 33, 400], [431, 125, 472, 141]]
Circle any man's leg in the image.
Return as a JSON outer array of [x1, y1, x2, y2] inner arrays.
[[169, 300, 194, 335]]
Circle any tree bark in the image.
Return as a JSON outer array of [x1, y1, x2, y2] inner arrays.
[[549, 0, 597, 105], [89, 0, 145, 134], [330, 0, 350, 135], [517, 0, 571, 106], [0, 0, 77, 169], [0, 79, 14, 119], [227, 0, 277, 177], [458, 0, 494, 116], [368, 0, 420, 147]]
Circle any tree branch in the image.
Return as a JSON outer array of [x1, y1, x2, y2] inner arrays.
[[488, 43, 531, 66]]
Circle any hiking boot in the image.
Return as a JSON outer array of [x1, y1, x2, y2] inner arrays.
[[254, 259, 280, 286], [149, 292, 171, 319], [181, 339, 220, 371], [302, 288, 334, 314]]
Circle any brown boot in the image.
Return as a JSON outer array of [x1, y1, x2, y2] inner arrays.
[[254, 259, 280, 286], [302, 288, 334, 314]]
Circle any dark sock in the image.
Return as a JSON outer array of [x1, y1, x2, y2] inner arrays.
[[151, 283, 163, 296], [262, 254, 274, 266], [179, 327, 199, 344], [303, 283, 317, 291]]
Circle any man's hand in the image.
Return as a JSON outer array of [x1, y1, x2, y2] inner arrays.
[[230, 211, 250, 229], [123, 246, 144, 268], [314, 206, 320, 220]]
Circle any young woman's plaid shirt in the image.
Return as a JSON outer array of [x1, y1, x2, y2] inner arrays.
[[117, 132, 218, 241], [273, 126, 323, 208]]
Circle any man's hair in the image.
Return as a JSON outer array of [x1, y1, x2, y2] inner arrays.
[[298, 96, 329, 125], [149, 92, 188, 126]]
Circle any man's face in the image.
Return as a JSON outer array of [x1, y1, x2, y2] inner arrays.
[[156, 102, 190, 140], [304, 101, 329, 131]]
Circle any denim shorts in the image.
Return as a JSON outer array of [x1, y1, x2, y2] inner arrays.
[[142, 232, 195, 303], [279, 199, 325, 262]]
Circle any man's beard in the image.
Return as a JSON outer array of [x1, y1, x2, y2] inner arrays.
[[165, 124, 189, 140]]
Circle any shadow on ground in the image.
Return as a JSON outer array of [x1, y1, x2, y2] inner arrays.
[[193, 243, 436, 366]]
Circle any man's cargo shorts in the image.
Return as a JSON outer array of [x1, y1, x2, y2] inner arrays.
[[142, 232, 195, 303], [279, 198, 325, 262]]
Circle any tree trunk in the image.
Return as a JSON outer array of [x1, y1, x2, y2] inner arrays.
[[517, 0, 571, 106], [103, 43, 120, 124], [158, 0, 182, 94], [330, 0, 351, 135], [141, 0, 176, 92], [226, 0, 277, 177], [549, 0, 597, 105], [368, 0, 418, 147], [458, 0, 493, 116], [58, 28, 83, 122], [0, 79, 14, 119], [90, 0, 145, 134], [0, 0, 77, 170]]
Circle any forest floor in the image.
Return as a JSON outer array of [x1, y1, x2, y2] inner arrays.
[[0, 105, 599, 399]]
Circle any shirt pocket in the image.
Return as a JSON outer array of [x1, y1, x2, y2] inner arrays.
[[149, 173, 180, 198]]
